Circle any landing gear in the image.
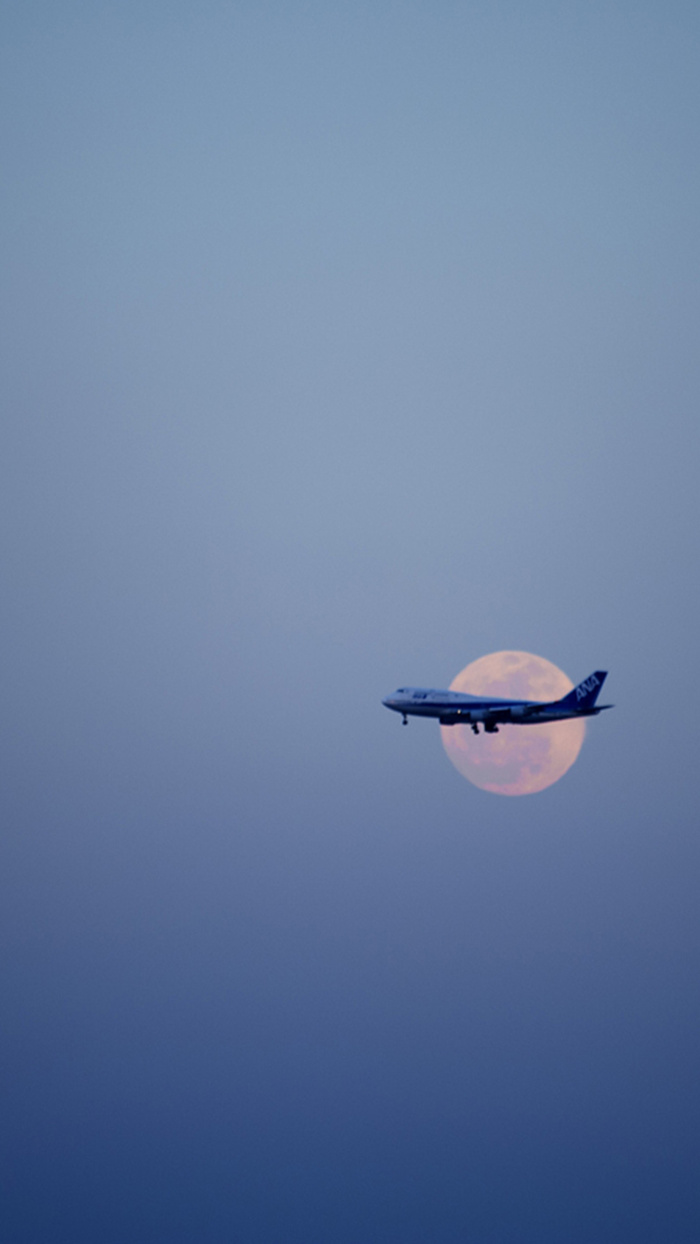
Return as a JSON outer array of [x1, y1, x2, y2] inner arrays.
[[402, 714, 408, 726], [471, 723, 479, 734]]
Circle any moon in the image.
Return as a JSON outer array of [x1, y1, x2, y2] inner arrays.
[[440, 651, 586, 796]]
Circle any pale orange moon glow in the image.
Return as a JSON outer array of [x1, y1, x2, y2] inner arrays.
[[440, 651, 586, 796]]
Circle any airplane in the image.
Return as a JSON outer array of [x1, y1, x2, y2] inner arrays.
[[382, 671, 612, 733]]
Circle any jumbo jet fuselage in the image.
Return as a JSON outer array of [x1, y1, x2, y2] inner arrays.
[[382, 671, 612, 733]]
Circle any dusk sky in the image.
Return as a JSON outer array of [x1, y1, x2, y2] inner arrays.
[[2, 4, 699, 1240]]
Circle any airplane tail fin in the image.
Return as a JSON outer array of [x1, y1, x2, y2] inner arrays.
[[554, 671, 607, 713]]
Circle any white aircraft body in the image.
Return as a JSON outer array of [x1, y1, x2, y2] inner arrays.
[[382, 670, 612, 733]]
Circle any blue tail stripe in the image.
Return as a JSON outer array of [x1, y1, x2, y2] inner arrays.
[[555, 670, 607, 711]]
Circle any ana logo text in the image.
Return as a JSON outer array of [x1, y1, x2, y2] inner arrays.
[[576, 674, 599, 701]]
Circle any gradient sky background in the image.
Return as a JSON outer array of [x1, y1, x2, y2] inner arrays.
[[2, 3, 699, 1241]]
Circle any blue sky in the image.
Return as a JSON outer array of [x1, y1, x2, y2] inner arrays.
[[2, 4, 699, 1240]]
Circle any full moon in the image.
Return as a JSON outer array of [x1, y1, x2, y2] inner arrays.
[[440, 651, 586, 796]]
